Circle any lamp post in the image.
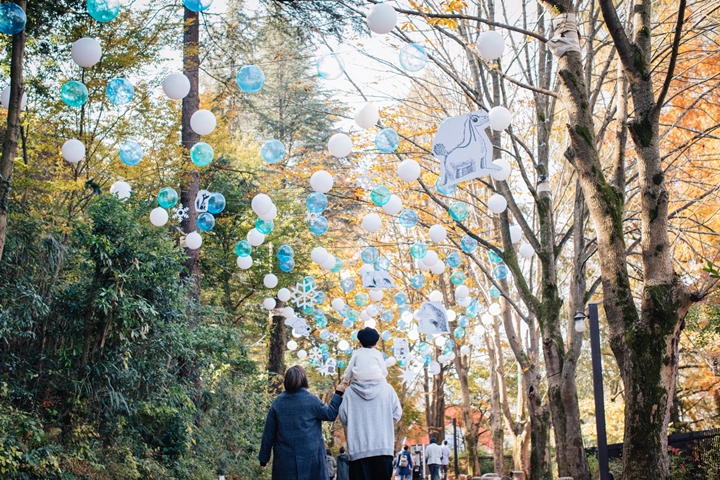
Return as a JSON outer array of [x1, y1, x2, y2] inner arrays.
[[576, 303, 609, 480]]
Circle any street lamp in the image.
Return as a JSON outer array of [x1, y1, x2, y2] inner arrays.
[[574, 311, 587, 332], [583, 304, 610, 480]]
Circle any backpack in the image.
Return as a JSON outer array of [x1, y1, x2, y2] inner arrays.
[[398, 452, 408, 468]]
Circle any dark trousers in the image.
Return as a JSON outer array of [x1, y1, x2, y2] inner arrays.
[[349, 455, 393, 480], [428, 464, 441, 480]]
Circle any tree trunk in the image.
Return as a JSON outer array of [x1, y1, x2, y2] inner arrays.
[[452, 347, 481, 476], [180, 6, 201, 297], [267, 299, 285, 394], [0, 0, 26, 261], [486, 325, 505, 475]]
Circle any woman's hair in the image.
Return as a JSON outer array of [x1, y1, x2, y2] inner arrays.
[[284, 365, 309, 393]]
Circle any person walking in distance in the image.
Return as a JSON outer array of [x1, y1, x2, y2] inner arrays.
[[425, 438, 443, 480], [394, 445, 413, 480], [440, 440, 451, 480], [327, 448, 337, 480], [337, 447, 350, 480]]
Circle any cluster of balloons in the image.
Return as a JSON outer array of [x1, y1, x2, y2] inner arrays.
[[277, 245, 295, 272], [150, 187, 178, 227], [235, 193, 278, 268], [306, 170, 335, 235], [311, 247, 341, 272]]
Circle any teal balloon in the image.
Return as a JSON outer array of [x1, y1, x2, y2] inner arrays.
[[309, 215, 328, 235], [399, 304, 411, 315], [447, 252, 462, 268], [236, 65, 265, 93], [435, 177, 456, 195], [361, 247, 379, 264], [317, 318, 329, 328], [399, 43, 428, 72], [450, 270, 466, 285], [394, 292, 407, 305], [449, 202, 468, 221], [331, 258, 343, 273], [157, 187, 178, 209], [460, 235, 477, 253], [190, 142, 214, 166], [319, 328, 330, 339], [260, 139, 285, 163], [306, 192, 328, 213], [489, 285, 501, 298], [197, 212, 215, 231], [255, 218, 274, 235], [454, 327, 466, 339], [375, 128, 399, 153], [87, 0, 120, 22], [106, 78, 134, 105], [410, 242, 427, 259], [183, 0, 213, 12], [277, 245, 294, 261], [494, 265, 509, 280], [0, 3, 26, 34], [397, 319, 408, 330], [207, 193, 226, 214], [61, 81, 88, 107], [343, 318, 355, 329], [466, 299, 480, 318], [301, 304, 315, 315], [354, 293, 368, 307], [370, 185, 391, 206], [351, 330, 359, 341], [347, 309, 359, 321], [235, 240, 251, 257], [458, 315, 469, 327], [417, 342, 430, 355], [488, 249, 503, 263], [314, 291, 326, 305], [374, 257, 390, 271], [337, 359, 347, 369], [279, 258, 295, 272], [119, 141, 143, 166], [398, 209, 418, 228], [341, 278, 355, 293], [411, 273, 425, 289], [302, 276, 316, 291], [340, 305, 351, 317], [317, 53, 345, 80]]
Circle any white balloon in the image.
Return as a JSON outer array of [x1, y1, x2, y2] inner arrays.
[[429, 224, 447, 243], [457, 296, 471, 307], [110, 181, 131, 200], [490, 158, 511, 181], [476, 30, 505, 60], [408, 329, 419, 341], [62, 139, 85, 163], [353, 102, 379, 129], [185, 231, 203, 250], [287, 340, 298, 351], [311, 247, 329, 265], [297, 349, 307, 360], [251, 194, 273, 216], [489, 106, 512, 131], [150, 207, 168, 227], [258, 204, 277, 221], [422, 250, 439, 267], [385, 356, 397, 367], [360, 264, 375, 275], [460, 345, 471, 356], [264, 298, 277, 310], [397, 159, 421, 182], [362, 213, 382, 233], [367, 3, 398, 34], [360, 309, 371, 321], [71, 37, 102, 68], [487, 194, 507, 214], [278, 288, 292, 302], [364, 318, 377, 329], [190, 109, 217, 136], [321, 255, 336, 270], [282, 307, 294, 318], [369, 289, 384, 301], [367, 305, 380, 317], [236, 255, 253, 269], [311, 170, 334, 193], [430, 260, 446, 275], [428, 290, 443, 302], [428, 361, 441, 375], [338, 339, 350, 351], [332, 298, 346, 312], [446, 309, 456, 322], [382, 195, 403, 215], [437, 353, 448, 363], [519, 242, 535, 259], [447, 351, 456, 361], [456, 285, 469, 298], [417, 259, 431, 271], [162, 72, 191, 100], [401, 311, 413, 322], [264, 274, 278, 289], [1, 86, 27, 110], [247, 228, 265, 247], [509, 225, 522, 244], [328, 133, 352, 158], [489, 303, 502, 316]]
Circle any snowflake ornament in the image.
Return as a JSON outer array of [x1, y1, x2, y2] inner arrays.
[[172, 203, 190, 223], [309, 347, 323, 361], [330, 332, 340, 342], [290, 279, 318, 310], [400, 366, 418, 385], [304, 211, 319, 223]]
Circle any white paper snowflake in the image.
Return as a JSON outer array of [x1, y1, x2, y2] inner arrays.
[[309, 347, 323, 361], [400, 366, 418, 385], [304, 211, 318, 223], [172, 203, 190, 223], [290, 279, 317, 310], [330, 332, 340, 342]]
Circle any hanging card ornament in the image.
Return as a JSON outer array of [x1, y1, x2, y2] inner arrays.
[[433, 110, 501, 187], [416, 301, 450, 335], [195, 189, 211, 212], [362, 270, 396, 289], [393, 338, 410, 362]]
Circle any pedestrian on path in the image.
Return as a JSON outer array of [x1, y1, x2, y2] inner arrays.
[[327, 448, 337, 480], [394, 445, 413, 480], [337, 446, 350, 480], [440, 440, 451, 480], [259, 365, 348, 480], [339, 328, 403, 480], [425, 438, 443, 480]]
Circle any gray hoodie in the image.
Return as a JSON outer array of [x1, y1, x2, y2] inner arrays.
[[339, 379, 403, 461]]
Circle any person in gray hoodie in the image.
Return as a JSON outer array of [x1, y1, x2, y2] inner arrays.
[[339, 330, 402, 480]]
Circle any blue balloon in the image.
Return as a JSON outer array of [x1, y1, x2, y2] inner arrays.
[[301, 304, 315, 315], [190, 142, 214, 166], [306, 192, 328, 214], [397, 319, 409, 330], [458, 315, 469, 327], [382, 310, 394, 322], [340, 305, 351, 317], [0, 2, 26, 34], [207, 193, 226, 214], [183, 0, 213, 12], [489, 285, 502, 298], [488, 249, 503, 263], [494, 265, 509, 280], [317, 53, 345, 80], [450, 270, 466, 285], [347, 309, 359, 321], [236, 65, 265, 93], [460, 235, 478, 253], [410, 242, 427, 259], [256, 218, 274, 234], [317, 318, 329, 329], [382, 330, 392, 341], [235, 240, 251, 257], [447, 252, 462, 268], [375, 128, 400, 153], [435, 177, 457, 195], [106, 78, 134, 106], [411, 273, 425, 289], [374, 257, 391, 271], [315, 291, 327, 305], [454, 327, 466, 339], [351, 330, 359, 341], [361, 247, 379, 264], [61, 81, 88, 108], [398, 209, 418, 228], [394, 292, 407, 305], [197, 212, 215, 231], [343, 318, 355, 329], [466, 299, 480, 318], [370, 185, 391, 206], [87, 0, 120, 23], [119, 141, 143, 166], [417, 341, 430, 355], [399, 43, 428, 72], [277, 244, 294, 261], [398, 304, 411, 315], [309, 215, 329, 235], [279, 258, 295, 272], [261, 139, 285, 163], [341, 278, 355, 293], [354, 292, 369, 307]]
